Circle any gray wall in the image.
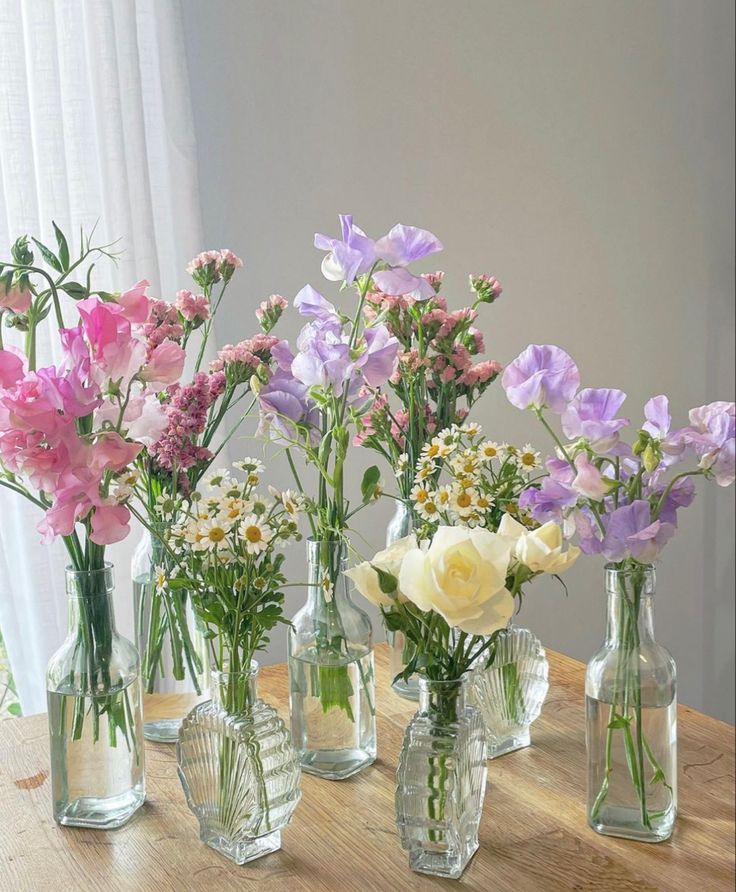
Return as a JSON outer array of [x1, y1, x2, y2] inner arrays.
[[181, 0, 735, 721]]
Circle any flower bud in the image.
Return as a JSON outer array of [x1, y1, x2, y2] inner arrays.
[[643, 444, 660, 473]]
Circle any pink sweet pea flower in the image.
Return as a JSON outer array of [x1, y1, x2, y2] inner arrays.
[[117, 280, 152, 323], [0, 282, 32, 313], [90, 504, 131, 545], [91, 432, 142, 473], [140, 339, 185, 389], [0, 348, 25, 387]]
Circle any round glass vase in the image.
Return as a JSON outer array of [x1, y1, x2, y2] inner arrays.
[[395, 676, 487, 879], [586, 563, 677, 842], [46, 564, 145, 829], [288, 538, 377, 780], [132, 524, 207, 742], [177, 663, 301, 864], [469, 624, 549, 759], [385, 500, 419, 701]]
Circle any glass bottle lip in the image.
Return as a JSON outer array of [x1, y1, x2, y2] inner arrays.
[[604, 562, 656, 573], [210, 660, 259, 684], [417, 676, 467, 692], [65, 561, 114, 578]]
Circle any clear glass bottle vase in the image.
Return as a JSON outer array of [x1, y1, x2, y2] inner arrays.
[[288, 538, 377, 780], [395, 676, 487, 879], [586, 563, 677, 842], [132, 524, 207, 742], [385, 500, 419, 701], [46, 564, 145, 828], [469, 624, 549, 759], [177, 663, 301, 864]]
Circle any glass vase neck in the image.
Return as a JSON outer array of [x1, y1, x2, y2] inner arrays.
[[604, 563, 656, 643], [417, 677, 467, 718], [65, 564, 116, 630], [385, 500, 414, 547], [305, 538, 350, 605], [211, 663, 259, 713]]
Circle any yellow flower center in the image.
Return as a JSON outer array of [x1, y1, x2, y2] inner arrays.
[[207, 527, 226, 543], [427, 444, 440, 458], [521, 453, 536, 466], [484, 447, 497, 458], [244, 525, 263, 543], [456, 492, 472, 509], [415, 488, 429, 503], [424, 502, 438, 515]]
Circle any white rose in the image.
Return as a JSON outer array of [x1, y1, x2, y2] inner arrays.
[[345, 534, 417, 608], [397, 526, 514, 635], [498, 514, 580, 574]]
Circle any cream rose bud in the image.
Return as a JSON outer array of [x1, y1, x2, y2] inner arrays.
[[397, 526, 515, 636], [498, 514, 580, 574], [345, 535, 417, 609]]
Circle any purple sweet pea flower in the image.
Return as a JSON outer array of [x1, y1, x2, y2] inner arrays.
[[572, 452, 609, 500], [314, 215, 377, 284], [271, 339, 295, 372], [371, 224, 444, 301], [682, 401, 736, 487], [355, 325, 400, 387], [642, 395, 687, 461], [293, 284, 341, 326], [601, 500, 675, 563], [292, 322, 354, 395], [518, 457, 578, 521], [374, 224, 443, 266], [502, 345, 581, 414], [561, 388, 629, 453], [258, 369, 318, 444]]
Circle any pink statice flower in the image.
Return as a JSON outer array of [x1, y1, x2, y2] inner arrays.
[[469, 273, 503, 304], [256, 294, 288, 333], [144, 299, 185, 353], [175, 289, 210, 323]]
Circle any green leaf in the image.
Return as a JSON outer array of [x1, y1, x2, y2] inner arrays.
[[360, 465, 381, 502], [60, 281, 88, 300], [31, 238, 62, 273], [7, 702, 21, 717], [52, 221, 70, 271], [11, 235, 33, 266]]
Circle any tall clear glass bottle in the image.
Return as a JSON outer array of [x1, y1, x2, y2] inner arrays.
[[385, 500, 419, 701], [47, 564, 145, 828], [131, 525, 207, 742], [177, 663, 301, 864], [395, 676, 487, 879], [586, 563, 677, 842], [288, 539, 377, 779]]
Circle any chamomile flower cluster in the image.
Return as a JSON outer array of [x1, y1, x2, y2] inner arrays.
[[409, 423, 542, 533]]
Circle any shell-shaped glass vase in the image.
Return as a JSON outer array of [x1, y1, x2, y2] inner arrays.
[[469, 626, 549, 759], [395, 677, 487, 879], [177, 665, 301, 864]]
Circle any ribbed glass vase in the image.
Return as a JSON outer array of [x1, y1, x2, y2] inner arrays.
[[385, 500, 419, 701], [177, 663, 301, 864], [288, 539, 377, 780], [586, 564, 677, 842], [395, 676, 487, 879], [47, 564, 145, 828], [131, 524, 207, 742], [469, 625, 549, 759]]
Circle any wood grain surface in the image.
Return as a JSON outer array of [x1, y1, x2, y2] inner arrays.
[[1, 644, 734, 891]]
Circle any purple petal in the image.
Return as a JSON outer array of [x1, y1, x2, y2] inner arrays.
[[372, 268, 437, 301], [374, 224, 443, 267], [293, 285, 340, 324], [502, 345, 580, 414]]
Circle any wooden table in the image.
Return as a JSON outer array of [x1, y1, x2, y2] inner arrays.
[[1, 645, 734, 891]]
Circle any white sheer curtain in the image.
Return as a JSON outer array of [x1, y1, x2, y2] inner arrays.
[[0, 0, 204, 714]]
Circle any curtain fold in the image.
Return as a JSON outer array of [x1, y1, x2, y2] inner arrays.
[[0, 0, 204, 714]]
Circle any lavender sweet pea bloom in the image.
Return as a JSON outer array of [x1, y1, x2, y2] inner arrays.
[[355, 325, 400, 387], [293, 284, 341, 326], [518, 457, 578, 521], [682, 401, 736, 487], [372, 223, 443, 301], [601, 500, 675, 563], [258, 369, 318, 444], [642, 395, 687, 462], [502, 345, 581, 414], [650, 476, 696, 526], [561, 388, 629, 453], [292, 322, 353, 395], [314, 215, 377, 284]]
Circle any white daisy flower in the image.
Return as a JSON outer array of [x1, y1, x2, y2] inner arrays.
[[153, 565, 168, 595], [415, 461, 437, 481], [435, 484, 453, 508], [416, 497, 441, 522], [234, 457, 265, 474], [500, 443, 519, 461], [451, 485, 477, 518], [518, 444, 542, 473], [156, 494, 178, 519], [239, 514, 274, 554], [321, 573, 334, 603], [394, 453, 409, 477], [460, 421, 482, 437], [279, 490, 304, 516], [478, 440, 501, 461], [410, 482, 432, 505], [196, 517, 233, 551], [450, 450, 480, 477]]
